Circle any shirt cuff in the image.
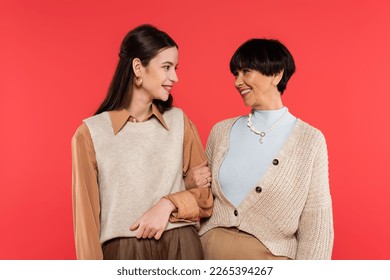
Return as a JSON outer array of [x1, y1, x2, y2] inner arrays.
[[164, 191, 199, 222]]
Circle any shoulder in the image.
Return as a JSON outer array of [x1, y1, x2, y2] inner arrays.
[[211, 116, 241, 133], [161, 107, 184, 125], [297, 119, 325, 136], [73, 112, 109, 144], [295, 119, 327, 148], [164, 107, 184, 117], [83, 111, 110, 126], [82, 112, 113, 137], [170, 107, 195, 126], [206, 116, 242, 145], [72, 122, 92, 145]]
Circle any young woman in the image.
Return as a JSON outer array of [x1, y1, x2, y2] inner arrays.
[[199, 39, 334, 259], [72, 24, 212, 260]]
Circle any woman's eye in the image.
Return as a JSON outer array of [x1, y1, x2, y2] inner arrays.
[[163, 65, 170, 70]]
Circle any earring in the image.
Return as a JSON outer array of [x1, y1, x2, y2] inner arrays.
[[136, 77, 143, 87]]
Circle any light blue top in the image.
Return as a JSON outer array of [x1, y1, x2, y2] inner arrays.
[[219, 107, 297, 207]]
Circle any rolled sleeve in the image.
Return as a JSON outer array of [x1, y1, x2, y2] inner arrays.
[[165, 191, 199, 222]]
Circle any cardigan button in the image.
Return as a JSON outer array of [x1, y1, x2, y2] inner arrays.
[[272, 159, 279, 165], [234, 210, 238, 216], [255, 186, 262, 193]]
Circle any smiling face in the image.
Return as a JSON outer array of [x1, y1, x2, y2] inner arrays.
[[234, 68, 283, 110], [139, 47, 179, 102]]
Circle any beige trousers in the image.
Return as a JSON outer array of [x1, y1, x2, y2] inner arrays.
[[201, 227, 289, 260]]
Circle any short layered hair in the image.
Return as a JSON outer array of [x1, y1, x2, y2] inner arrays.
[[230, 39, 296, 94]]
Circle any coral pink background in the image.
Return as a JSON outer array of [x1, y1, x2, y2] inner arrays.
[[1, 0, 389, 259]]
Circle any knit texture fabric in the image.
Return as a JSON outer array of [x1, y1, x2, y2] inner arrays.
[[85, 108, 196, 244], [199, 117, 334, 259]]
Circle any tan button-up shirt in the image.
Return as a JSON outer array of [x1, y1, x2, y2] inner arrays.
[[72, 105, 213, 259]]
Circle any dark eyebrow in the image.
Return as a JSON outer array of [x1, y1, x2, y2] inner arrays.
[[162, 61, 179, 68]]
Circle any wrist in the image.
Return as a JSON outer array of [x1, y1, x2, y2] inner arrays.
[[160, 198, 176, 213]]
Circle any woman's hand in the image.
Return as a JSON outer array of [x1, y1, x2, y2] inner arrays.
[[184, 161, 211, 189], [129, 198, 176, 240]]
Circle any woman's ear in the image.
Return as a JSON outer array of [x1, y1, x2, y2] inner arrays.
[[132, 58, 142, 78], [272, 69, 284, 86]]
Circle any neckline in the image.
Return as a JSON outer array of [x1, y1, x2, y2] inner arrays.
[[214, 117, 304, 210]]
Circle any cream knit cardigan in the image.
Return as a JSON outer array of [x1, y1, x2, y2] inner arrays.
[[199, 117, 334, 259]]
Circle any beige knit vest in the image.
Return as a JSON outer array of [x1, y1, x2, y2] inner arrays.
[[84, 108, 191, 244]]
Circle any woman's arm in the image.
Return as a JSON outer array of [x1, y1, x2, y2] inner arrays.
[[72, 123, 103, 260], [164, 113, 213, 221], [296, 133, 334, 259]]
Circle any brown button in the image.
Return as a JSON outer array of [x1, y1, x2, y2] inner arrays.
[[273, 159, 279, 165], [255, 186, 262, 193], [234, 210, 238, 216]]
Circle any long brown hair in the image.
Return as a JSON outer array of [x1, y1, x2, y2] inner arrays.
[[95, 24, 178, 115]]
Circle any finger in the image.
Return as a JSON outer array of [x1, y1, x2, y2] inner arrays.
[[195, 178, 206, 187], [204, 176, 212, 183], [129, 218, 141, 231], [136, 225, 144, 239], [154, 230, 163, 240], [142, 227, 152, 239], [148, 229, 157, 239], [198, 167, 211, 176]]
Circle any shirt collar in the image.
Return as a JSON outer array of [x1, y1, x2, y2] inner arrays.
[[109, 103, 169, 135]]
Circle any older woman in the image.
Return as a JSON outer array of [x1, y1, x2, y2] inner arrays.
[[199, 39, 334, 260]]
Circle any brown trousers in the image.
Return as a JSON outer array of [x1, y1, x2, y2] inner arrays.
[[103, 226, 203, 260], [201, 227, 289, 260]]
